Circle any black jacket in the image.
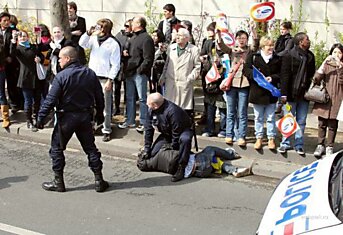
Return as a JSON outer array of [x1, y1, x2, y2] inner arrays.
[[124, 29, 155, 77], [280, 46, 316, 101], [144, 99, 192, 154], [243, 51, 281, 105], [158, 17, 181, 43], [37, 62, 104, 122], [275, 33, 294, 56]]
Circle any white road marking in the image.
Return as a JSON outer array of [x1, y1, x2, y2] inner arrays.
[[0, 222, 45, 235]]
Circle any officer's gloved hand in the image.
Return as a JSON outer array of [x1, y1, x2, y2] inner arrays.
[[95, 113, 104, 126], [36, 120, 44, 129]]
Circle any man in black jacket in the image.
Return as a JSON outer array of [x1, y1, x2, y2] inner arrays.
[[157, 4, 181, 43], [278, 32, 316, 155], [118, 16, 154, 133], [37, 46, 108, 193], [143, 93, 193, 182]]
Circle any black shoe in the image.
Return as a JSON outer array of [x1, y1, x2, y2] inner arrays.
[[42, 179, 66, 192], [277, 146, 290, 154], [171, 165, 185, 182], [295, 147, 305, 155], [102, 134, 111, 142], [95, 180, 109, 192]]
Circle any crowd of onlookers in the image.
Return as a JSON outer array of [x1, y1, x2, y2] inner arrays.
[[0, 2, 342, 159]]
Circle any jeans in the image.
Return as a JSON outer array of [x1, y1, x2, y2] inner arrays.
[[99, 79, 113, 134], [125, 73, 148, 126], [0, 71, 8, 105], [253, 103, 277, 139], [22, 88, 34, 112], [205, 103, 226, 135], [225, 87, 249, 139], [280, 100, 309, 149]]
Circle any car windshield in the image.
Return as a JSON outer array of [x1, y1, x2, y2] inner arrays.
[[329, 151, 343, 222]]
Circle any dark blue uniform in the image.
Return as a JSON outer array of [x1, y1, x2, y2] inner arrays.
[[37, 62, 104, 172], [144, 99, 193, 168]]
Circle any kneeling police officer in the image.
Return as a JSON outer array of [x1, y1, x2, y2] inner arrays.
[[37, 46, 108, 192]]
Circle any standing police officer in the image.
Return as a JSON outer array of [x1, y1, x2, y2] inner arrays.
[[37, 46, 108, 193]]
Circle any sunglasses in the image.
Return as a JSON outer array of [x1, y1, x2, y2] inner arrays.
[[124, 25, 130, 28]]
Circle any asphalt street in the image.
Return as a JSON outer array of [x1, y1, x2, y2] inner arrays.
[[0, 134, 277, 235]]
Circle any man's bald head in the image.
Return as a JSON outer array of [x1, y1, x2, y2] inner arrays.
[[147, 93, 164, 110], [59, 46, 78, 69]]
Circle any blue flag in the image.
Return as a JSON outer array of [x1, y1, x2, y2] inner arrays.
[[252, 65, 281, 97]]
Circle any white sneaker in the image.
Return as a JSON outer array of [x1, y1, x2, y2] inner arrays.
[[232, 167, 252, 178], [326, 146, 334, 156], [314, 145, 325, 158], [118, 122, 136, 129]]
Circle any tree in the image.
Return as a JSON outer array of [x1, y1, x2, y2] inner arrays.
[[49, 0, 71, 39]]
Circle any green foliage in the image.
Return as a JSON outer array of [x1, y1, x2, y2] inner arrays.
[[2, 3, 9, 12], [289, 0, 307, 34], [17, 16, 39, 44], [312, 32, 329, 69], [144, 0, 163, 34], [338, 32, 343, 44]]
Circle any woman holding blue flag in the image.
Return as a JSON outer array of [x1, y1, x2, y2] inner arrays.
[[243, 36, 281, 150]]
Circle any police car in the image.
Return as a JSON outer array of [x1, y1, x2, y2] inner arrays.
[[256, 150, 343, 234]]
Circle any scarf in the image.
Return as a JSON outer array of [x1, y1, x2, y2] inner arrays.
[[97, 34, 110, 46], [163, 17, 175, 42], [260, 50, 273, 64], [19, 41, 30, 48], [289, 46, 309, 98]]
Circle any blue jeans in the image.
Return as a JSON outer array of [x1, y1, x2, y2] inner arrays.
[[253, 103, 277, 139], [125, 73, 148, 126], [0, 71, 8, 105], [225, 87, 249, 139], [99, 79, 113, 134], [204, 103, 226, 135], [280, 100, 309, 149], [22, 88, 34, 111]]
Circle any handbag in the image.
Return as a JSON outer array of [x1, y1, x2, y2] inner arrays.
[[304, 80, 330, 103]]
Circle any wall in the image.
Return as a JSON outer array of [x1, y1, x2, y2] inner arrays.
[[2, 0, 342, 47]]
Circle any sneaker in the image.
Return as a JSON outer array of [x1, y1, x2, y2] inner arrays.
[[202, 132, 211, 137], [295, 147, 305, 155], [118, 122, 136, 129], [136, 125, 144, 133], [102, 133, 111, 142], [225, 147, 240, 158], [254, 138, 262, 150], [277, 145, 290, 154], [314, 144, 325, 158], [237, 138, 246, 147], [225, 137, 233, 145], [217, 133, 226, 138], [232, 167, 252, 178], [326, 146, 334, 156]]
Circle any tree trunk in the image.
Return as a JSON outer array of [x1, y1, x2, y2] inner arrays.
[[49, 0, 71, 39]]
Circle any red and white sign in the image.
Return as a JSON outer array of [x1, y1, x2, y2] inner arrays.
[[276, 113, 300, 138], [205, 63, 221, 84], [250, 2, 275, 22]]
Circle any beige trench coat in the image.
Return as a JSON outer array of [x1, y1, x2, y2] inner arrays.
[[162, 43, 201, 110]]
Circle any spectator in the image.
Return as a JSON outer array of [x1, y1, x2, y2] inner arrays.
[[114, 19, 133, 115], [118, 16, 155, 133], [0, 12, 22, 113], [37, 46, 108, 193], [312, 43, 343, 158], [243, 36, 281, 150], [160, 27, 201, 115], [79, 18, 121, 142], [278, 32, 316, 155], [200, 23, 226, 138], [10, 30, 44, 131], [0, 33, 10, 128], [181, 20, 195, 45], [170, 24, 185, 44], [275, 21, 294, 57], [137, 145, 253, 178], [158, 3, 181, 43], [143, 93, 193, 182], [67, 1, 87, 64], [216, 24, 259, 147], [151, 29, 166, 93]]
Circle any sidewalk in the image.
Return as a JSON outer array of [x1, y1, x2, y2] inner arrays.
[[2, 108, 342, 180]]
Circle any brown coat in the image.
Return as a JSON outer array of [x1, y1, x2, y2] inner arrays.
[[312, 59, 343, 119]]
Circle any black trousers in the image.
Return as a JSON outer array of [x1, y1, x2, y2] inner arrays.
[[49, 112, 103, 172], [150, 130, 193, 168], [317, 116, 338, 147]]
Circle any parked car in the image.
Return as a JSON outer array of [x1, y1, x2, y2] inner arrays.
[[256, 150, 343, 234]]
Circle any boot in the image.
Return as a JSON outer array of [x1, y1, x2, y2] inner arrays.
[[1, 105, 10, 128], [268, 138, 276, 150], [42, 172, 66, 192], [94, 171, 109, 192], [25, 108, 38, 132], [254, 138, 263, 150], [171, 165, 185, 182]]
